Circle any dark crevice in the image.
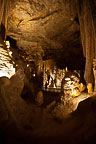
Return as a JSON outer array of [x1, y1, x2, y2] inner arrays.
[[29, 9, 61, 21], [74, 14, 79, 24], [17, 19, 24, 28]]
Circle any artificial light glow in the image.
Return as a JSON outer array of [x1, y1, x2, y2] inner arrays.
[[65, 77, 71, 81], [27, 64, 29, 67], [9, 51, 12, 57], [71, 87, 80, 97], [33, 73, 36, 77], [54, 83, 56, 88], [0, 67, 15, 78], [0, 43, 15, 78], [43, 65, 65, 90], [65, 67, 68, 72], [5, 41, 10, 48]]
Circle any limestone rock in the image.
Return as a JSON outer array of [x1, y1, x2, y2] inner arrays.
[[61, 71, 85, 97], [5, 0, 84, 69], [6, 67, 25, 97], [0, 44, 15, 78], [0, 76, 10, 86], [36, 90, 44, 105], [46, 100, 56, 110]]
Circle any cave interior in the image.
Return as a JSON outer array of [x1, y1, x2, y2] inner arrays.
[[0, 0, 96, 144]]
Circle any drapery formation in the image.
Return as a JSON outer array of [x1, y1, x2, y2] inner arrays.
[[77, 0, 96, 84], [0, 0, 16, 41], [0, 0, 9, 40]]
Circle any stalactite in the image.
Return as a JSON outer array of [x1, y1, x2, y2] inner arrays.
[[0, 0, 17, 40], [0, 0, 4, 25]]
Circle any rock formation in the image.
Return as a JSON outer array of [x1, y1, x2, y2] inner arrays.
[[0, 0, 96, 87], [0, 0, 84, 69]]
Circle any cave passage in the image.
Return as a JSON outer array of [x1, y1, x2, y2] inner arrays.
[[0, 0, 96, 144]]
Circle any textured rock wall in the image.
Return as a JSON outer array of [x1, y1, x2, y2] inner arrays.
[[0, 42, 15, 78], [0, 0, 88, 80], [7, 0, 82, 62], [77, 0, 96, 84]]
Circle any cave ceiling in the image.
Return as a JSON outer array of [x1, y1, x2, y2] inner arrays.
[[6, 0, 84, 67]]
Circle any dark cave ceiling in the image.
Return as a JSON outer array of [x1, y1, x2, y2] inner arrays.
[[1, 0, 85, 68]]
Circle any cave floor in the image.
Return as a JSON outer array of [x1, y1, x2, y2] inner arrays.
[[0, 89, 96, 144]]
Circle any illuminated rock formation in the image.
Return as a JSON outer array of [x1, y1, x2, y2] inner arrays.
[[0, 42, 15, 78]]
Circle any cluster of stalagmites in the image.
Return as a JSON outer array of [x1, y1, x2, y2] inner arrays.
[[44, 71, 86, 119], [61, 71, 85, 97]]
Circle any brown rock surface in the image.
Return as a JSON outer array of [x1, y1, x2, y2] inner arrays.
[[5, 0, 84, 68]]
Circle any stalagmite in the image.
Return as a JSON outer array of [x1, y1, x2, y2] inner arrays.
[[93, 59, 96, 92]]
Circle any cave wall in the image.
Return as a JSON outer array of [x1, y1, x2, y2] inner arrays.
[[7, 0, 80, 61], [0, 0, 81, 60], [77, 0, 96, 84]]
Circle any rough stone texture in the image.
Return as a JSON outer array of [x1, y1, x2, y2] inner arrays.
[[77, 0, 96, 84], [53, 92, 90, 119], [6, 0, 84, 68], [61, 70, 86, 96], [35, 90, 44, 105], [0, 43, 15, 78]]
